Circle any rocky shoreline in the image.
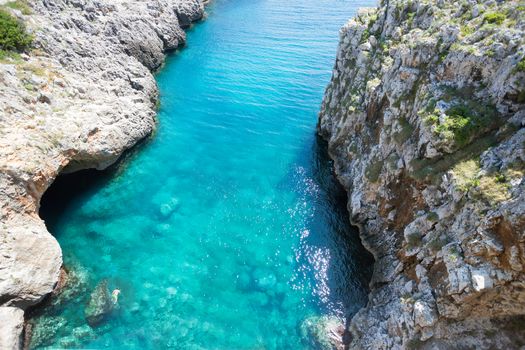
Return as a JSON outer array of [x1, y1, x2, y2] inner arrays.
[[319, 0, 525, 348], [0, 0, 204, 348]]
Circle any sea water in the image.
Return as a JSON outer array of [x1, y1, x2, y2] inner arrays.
[[35, 0, 375, 348]]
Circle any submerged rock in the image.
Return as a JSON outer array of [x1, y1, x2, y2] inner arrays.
[[84, 280, 114, 327], [72, 325, 96, 341], [50, 262, 90, 308], [27, 262, 91, 348], [159, 197, 181, 218], [300, 316, 346, 350], [27, 315, 68, 349], [252, 268, 277, 291]]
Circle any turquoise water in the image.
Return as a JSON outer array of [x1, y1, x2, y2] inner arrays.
[[35, 0, 374, 348]]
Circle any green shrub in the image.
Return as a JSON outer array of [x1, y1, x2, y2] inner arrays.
[[460, 24, 474, 37], [365, 158, 384, 182], [517, 90, 525, 104], [516, 57, 525, 73], [0, 48, 20, 62], [5, 0, 32, 15], [427, 235, 449, 252], [406, 12, 416, 27], [426, 212, 439, 222], [360, 28, 370, 44], [0, 9, 32, 52], [438, 49, 449, 63], [483, 12, 506, 25], [425, 113, 439, 124], [406, 232, 422, 250], [367, 13, 378, 29], [434, 103, 495, 147], [435, 106, 471, 144], [393, 117, 415, 144]]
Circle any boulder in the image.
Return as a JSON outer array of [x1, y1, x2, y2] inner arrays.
[[84, 280, 114, 327], [300, 316, 346, 350]]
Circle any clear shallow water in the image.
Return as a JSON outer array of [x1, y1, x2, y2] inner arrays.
[[35, 0, 374, 348]]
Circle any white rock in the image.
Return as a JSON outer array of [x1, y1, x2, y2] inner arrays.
[[0, 307, 24, 350], [413, 300, 438, 328], [471, 269, 494, 292]]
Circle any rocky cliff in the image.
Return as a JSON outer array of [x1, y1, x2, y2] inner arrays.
[[318, 0, 525, 348], [0, 0, 203, 348]]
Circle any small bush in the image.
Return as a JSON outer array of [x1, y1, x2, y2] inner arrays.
[[426, 212, 439, 222], [393, 117, 415, 144], [517, 90, 525, 104], [477, 173, 511, 203], [452, 159, 479, 192], [427, 235, 449, 253], [433, 103, 495, 147], [516, 57, 525, 73], [438, 50, 448, 63], [483, 12, 506, 25], [5, 0, 31, 15], [406, 232, 422, 250], [365, 158, 384, 182], [360, 28, 370, 44], [0, 9, 32, 52], [423, 112, 439, 125], [435, 106, 472, 145], [0, 48, 20, 62]]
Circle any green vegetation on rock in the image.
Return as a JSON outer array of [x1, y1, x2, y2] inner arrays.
[[365, 158, 384, 182], [425, 100, 497, 148], [5, 0, 31, 15], [405, 231, 422, 250], [516, 57, 525, 73], [451, 159, 523, 204], [427, 235, 450, 253], [0, 47, 20, 62], [0, 8, 32, 52], [393, 117, 415, 144], [483, 12, 506, 25]]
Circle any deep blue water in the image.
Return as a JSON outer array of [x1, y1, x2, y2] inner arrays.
[[34, 0, 374, 348]]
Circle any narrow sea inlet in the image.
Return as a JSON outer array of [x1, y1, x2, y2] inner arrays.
[[34, 0, 374, 348]]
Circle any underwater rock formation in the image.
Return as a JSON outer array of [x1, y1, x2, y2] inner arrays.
[[84, 279, 114, 327], [319, 0, 525, 348], [301, 316, 347, 350]]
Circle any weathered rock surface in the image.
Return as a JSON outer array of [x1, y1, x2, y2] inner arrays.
[[0, 307, 24, 350], [84, 279, 113, 327], [0, 0, 204, 345], [319, 0, 525, 348]]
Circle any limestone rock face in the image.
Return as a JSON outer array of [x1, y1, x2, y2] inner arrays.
[[0, 307, 24, 350], [318, 0, 525, 348], [0, 0, 204, 332]]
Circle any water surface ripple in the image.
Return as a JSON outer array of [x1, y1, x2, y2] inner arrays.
[[37, 0, 375, 348]]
